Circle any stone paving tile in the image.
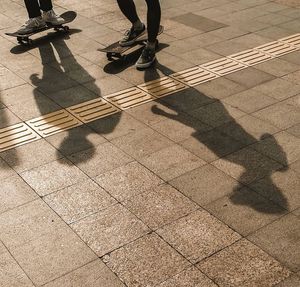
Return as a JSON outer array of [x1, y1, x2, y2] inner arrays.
[[281, 51, 300, 66], [286, 124, 300, 137], [282, 70, 300, 86], [0, 66, 25, 91], [0, 250, 35, 287], [157, 266, 218, 287], [111, 127, 173, 160], [0, 174, 37, 215], [0, 199, 65, 250], [248, 213, 300, 272], [170, 164, 239, 206], [188, 101, 246, 128], [195, 77, 248, 100], [157, 209, 241, 263], [150, 111, 211, 143], [255, 58, 300, 78], [20, 158, 88, 196], [250, 166, 300, 211], [44, 179, 116, 224], [179, 47, 222, 65], [46, 125, 107, 156], [206, 39, 249, 56], [274, 275, 300, 287], [88, 112, 147, 141], [181, 128, 246, 163], [213, 146, 284, 185], [139, 144, 206, 181], [197, 239, 291, 287], [43, 259, 126, 287], [255, 25, 293, 39], [0, 84, 60, 121], [290, 160, 300, 175], [253, 78, 300, 101], [71, 204, 149, 257], [105, 233, 190, 287], [253, 100, 300, 130], [225, 67, 276, 89], [95, 161, 163, 201], [0, 139, 63, 173], [10, 227, 97, 286], [219, 114, 280, 145], [251, 131, 300, 165], [206, 187, 286, 236], [0, 157, 17, 180], [124, 184, 199, 230], [68, 142, 133, 178], [160, 88, 215, 113], [0, 107, 21, 129], [223, 88, 277, 114]]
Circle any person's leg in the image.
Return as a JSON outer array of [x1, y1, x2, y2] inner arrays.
[[117, 0, 145, 46], [136, 0, 161, 68], [38, 0, 53, 12], [24, 0, 41, 18], [145, 0, 161, 45]]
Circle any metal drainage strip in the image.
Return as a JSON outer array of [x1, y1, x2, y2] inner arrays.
[[26, 110, 82, 137], [138, 76, 188, 98], [67, 98, 120, 123], [279, 34, 300, 48], [201, 57, 247, 76], [255, 41, 298, 57], [104, 87, 155, 110], [171, 66, 219, 87], [0, 123, 41, 152], [228, 49, 273, 66]]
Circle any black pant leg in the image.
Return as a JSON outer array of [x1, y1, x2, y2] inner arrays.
[[116, 0, 139, 24], [24, 0, 41, 18], [145, 0, 161, 42], [39, 0, 53, 12]]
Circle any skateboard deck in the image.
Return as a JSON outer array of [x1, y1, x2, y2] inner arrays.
[[5, 11, 77, 45], [99, 25, 164, 60]]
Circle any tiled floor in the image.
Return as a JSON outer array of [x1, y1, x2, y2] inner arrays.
[[0, 0, 299, 286]]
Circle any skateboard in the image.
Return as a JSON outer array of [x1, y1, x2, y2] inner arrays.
[[99, 25, 164, 61], [5, 11, 77, 46]]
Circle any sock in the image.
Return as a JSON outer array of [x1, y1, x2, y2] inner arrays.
[[146, 41, 156, 50], [133, 20, 144, 31]]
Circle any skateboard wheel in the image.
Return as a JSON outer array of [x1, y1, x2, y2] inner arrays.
[[107, 52, 113, 61], [27, 39, 33, 46], [63, 26, 70, 32]]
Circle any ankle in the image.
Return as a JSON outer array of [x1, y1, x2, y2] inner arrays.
[[146, 41, 156, 50], [133, 20, 144, 31]]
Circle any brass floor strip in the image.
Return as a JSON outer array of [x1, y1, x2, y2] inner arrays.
[[138, 76, 188, 98], [171, 66, 219, 86], [0, 123, 41, 152], [201, 57, 247, 76], [228, 49, 273, 66], [0, 33, 299, 152], [255, 41, 298, 57], [279, 34, 300, 48], [104, 87, 155, 110], [67, 98, 120, 123], [26, 110, 83, 137]]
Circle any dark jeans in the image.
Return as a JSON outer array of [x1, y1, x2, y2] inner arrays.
[[116, 0, 161, 43], [24, 0, 52, 18]]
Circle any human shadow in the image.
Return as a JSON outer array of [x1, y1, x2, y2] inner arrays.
[[29, 37, 121, 164], [143, 62, 289, 213]]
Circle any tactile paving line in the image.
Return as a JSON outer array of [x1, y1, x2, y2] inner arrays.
[[171, 66, 219, 86], [0, 123, 41, 152], [0, 33, 299, 152], [26, 110, 83, 137], [279, 34, 300, 48], [200, 57, 247, 76], [138, 76, 188, 98], [67, 98, 120, 123], [228, 49, 273, 66], [255, 41, 298, 57], [104, 87, 155, 110]]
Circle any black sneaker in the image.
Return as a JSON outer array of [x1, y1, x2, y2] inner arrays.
[[119, 25, 146, 47], [136, 46, 156, 69]]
